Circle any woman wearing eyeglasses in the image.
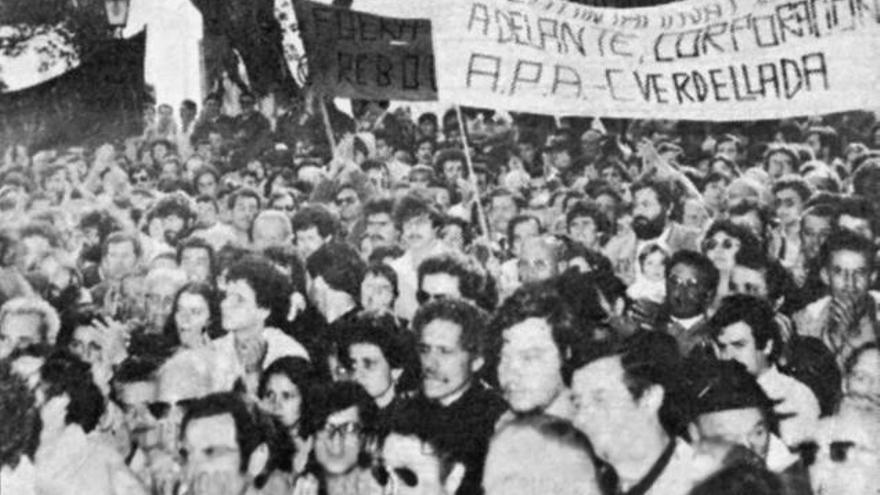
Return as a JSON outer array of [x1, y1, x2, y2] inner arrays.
[[701, 220, 763, 308]]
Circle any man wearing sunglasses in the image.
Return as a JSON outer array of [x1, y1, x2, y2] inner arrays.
[[808, 403, 880, 495], [375, 408, 466, 495]]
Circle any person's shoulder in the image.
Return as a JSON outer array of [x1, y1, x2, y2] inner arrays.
[[263, 327, 311, 361]]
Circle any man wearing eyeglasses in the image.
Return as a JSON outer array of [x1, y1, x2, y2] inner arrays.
[[629, 250, 718, 357]]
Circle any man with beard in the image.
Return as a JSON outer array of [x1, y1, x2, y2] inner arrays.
[[604, 179, 700, 284]]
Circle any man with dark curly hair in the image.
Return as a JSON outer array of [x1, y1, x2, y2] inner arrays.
[[214, 257, 310, 395]]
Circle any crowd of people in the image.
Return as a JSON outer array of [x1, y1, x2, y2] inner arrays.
[[0, 90, 879, 495]]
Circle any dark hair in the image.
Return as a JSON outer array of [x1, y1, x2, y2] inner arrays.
[[225, 257, 293, 328], [227, 187, 262, 211], [19, 222, 61, 249], [362, 197, 395, 219], [489, 281, 584, 384], [732, 251, 795, 309], [836, 195, 876, 232], [666, 250, 720, 294], [291, 204, 338, 239], [434, 149, 469, 179], [0, 362, 41, 469], [412, 298, 489, 356], [771, 176, 813, 203], [708, 295, 781, 363], [380, 406, 462, 482], [702, 219, 764, 261], [113, 356, 161, 385], [566, 200, 610, 235], [306, 242, 366, 300], [368, 245, 404, 264], [262, 245, 308, 296], [506, 214, 541, 249], [364, 262, 398, 299], [40, 350, 105, 433], [441, 215, 474, 249], [690, 463, 783, 495], [304, 381, 379, 439], [728, 199, 774, 235], [258, 357, 316, 437], [176, 236, 216, 279], [417, 253, 483, 304], [763, 145, 800, 173], [686, 359, 776, 427], [393, 194, 442, 230], [163, 282, 224, 344], [572, 331, 686, 436], [630, 179, 674, 210], [845, 342, 879, 376], [180, 392, 264, 473], [101, 231, 142, 262], [818, 228, 875, 272], [800, 203, 838, 227]]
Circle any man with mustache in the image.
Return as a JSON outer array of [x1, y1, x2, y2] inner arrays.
[[399, 298, 506, 495], [604, 179, 701, 285], [360, 197, 399, 260]]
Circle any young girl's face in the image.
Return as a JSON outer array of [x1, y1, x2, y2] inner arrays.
[[643, 251, 667, 282]]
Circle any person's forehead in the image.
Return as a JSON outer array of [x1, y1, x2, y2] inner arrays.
[[350, 342, 386, 361], [731, 265, 767, 285], [73, 324, 100, 341], [422, 272, 461, 291], [186, 414, 238, 448], [225, 279, 258, 299], [719, 321, 754, 342], [697, 407, 764, 431], [327, 405, 360, 425], [775, 188, 801, 199], [521, 239, 555, 259], [669, 262, 703, 280], [121, 381, 157, 403], [182, 246, 210, 259], [573, 355, 624, 388], [421, 319, 464, 346], [364, 273, 392, 286], [830, 249, 869, 268], [336, 188, 358, 199], [503, 317, 555, 349], [366, 212, 391, 223], [803, 214, 832, 228], [382, 433, 435, 466], [634, 187, 659, 202], [178, 292, 208, 307], [514, 218, 540, 234], [2, 312, 42, 334]]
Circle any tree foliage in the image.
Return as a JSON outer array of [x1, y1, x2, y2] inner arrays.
[[0, 0, 111, 89]]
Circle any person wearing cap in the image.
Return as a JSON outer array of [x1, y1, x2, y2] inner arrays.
[[686, 360, 811, 495]]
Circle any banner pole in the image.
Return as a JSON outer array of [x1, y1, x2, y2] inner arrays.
[[319, 96, 337, 152], [454, 104, 491, 242]]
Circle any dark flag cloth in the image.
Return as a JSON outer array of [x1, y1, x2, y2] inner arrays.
[[0, 31, 147, 151], [190, 0, 299, 99]]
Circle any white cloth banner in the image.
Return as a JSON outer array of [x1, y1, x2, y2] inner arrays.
[[429, 0, 880, 120]]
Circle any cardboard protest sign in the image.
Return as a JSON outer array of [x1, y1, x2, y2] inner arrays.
[[293, 0, 437, 101], [429, 0, 880, 120]]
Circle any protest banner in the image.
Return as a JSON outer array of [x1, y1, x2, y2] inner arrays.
[[293, 0, 437, 101], [426, 0, 880, 120]]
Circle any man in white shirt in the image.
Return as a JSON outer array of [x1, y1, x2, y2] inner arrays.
[[711, 295, 821, 446], [213, 257, 309, 394]]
